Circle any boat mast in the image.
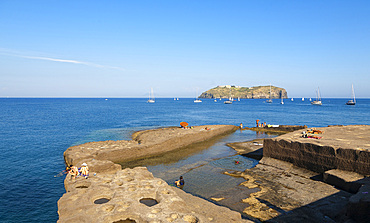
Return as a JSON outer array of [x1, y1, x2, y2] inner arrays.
[[352, 84, 356, 103]]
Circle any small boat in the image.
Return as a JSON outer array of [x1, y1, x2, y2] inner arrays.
[[147, 88, 155, 103], [224, 89, 233, 104], [291, 98, 294, 101], [194, 88, 202, 103], [224, 100, 232, 104], [266, 84, 272, 103], [280, 97, 284, 104], [346, 84, 356, 105], [302, 98, 305, 101], [311, 87, 322, 105]]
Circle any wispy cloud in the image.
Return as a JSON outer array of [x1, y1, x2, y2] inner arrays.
[[0, 48, 125, 71]]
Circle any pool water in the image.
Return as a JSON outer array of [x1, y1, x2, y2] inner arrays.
[[120, 129, 276, 216]]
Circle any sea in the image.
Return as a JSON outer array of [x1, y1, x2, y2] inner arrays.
[[0, 98, 369, 222]]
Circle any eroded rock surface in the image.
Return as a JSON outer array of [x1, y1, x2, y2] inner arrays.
[[58, 125, 251, 222], [224, 157, 352, 222], [58, 167, 249, 223], [263, 125, 370, 175]]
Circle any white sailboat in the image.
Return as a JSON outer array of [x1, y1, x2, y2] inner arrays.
[[266, 84, 272, 103], [147, 88, 155, 103], [311, 87, 322, 105], [346, 84, 356, 105], [194, 88, 202, 103], [224, 89, 233, 104]]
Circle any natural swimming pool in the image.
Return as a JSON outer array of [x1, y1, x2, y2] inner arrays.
[[120, 129, 278, 215]]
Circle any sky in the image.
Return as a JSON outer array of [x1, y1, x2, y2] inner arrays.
[[0, 0, 369, 98]]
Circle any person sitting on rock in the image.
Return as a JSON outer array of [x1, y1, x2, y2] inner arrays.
[[79, 163, 89, 179], [69, 165, 79, 179], [175, 176, 185, 188]]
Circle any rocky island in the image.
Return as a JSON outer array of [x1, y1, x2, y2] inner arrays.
[[199, 85, 287, 99]]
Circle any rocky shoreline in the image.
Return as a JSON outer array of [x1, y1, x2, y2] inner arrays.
[[59, 124, 370, 222], [223, 125, 369, 222], [58, 125, 251, 223]]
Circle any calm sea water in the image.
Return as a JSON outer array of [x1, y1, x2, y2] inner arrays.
[[0, 98, 369, 222]]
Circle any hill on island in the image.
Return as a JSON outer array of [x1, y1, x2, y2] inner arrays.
[[199, 85, 288, 99]]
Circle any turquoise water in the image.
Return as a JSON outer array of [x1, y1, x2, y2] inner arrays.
[[0, 98, 369, 222]]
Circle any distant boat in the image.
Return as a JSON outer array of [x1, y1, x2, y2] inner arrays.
[[194, 88, 202, 103], [291, 98, 294, 101], [311, 87, 322, 105], [346, 84, 356, 105], [280, 97, 284, 104], [302, 98, 305, 101], [266, 84, 272, 103], [309, 98, 312, 101], [224, 89, 233, 104], [147, 88, 155, 103]]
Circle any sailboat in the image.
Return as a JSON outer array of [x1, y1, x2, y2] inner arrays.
[[280, 97, 284, 104], [194, 88, 202, 103], [311, 87, 322, 105], [147, 88, 155, 103], [346, 84, 356, 105], [224, 89, 233, 104], [266, 84, 272, 103]]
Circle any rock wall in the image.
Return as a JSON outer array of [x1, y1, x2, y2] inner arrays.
[[263, 125, 370, 176]]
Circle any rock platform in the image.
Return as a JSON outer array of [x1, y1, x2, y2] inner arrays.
[[58, 125, 251, 223], [222, 125, 370, 222], [58, 167, 248, 223], [263, 125, 370, 175]]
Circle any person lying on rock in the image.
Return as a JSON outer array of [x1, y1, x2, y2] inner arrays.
[[175, 176, 185, 188]]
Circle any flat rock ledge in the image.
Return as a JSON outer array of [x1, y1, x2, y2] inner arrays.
[[58, 167, 249, 223], [58, 125, 251, 223], [260, 125, 370, 222], [263, 125, 370, 175]]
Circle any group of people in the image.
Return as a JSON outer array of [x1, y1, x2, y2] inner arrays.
[[66, 163, 89, 179], [256, 119, 267, 128]]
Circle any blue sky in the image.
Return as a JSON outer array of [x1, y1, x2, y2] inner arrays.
[[1, 1, 369, 98]]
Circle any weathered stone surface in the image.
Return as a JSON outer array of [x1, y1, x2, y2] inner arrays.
[[233, 157, 352, 222], [59, 125, 250, 222], [64, 125, 238, 167], [58, 167, 249, 223], [346, 178, 370, 223], [323, 169, 364, 193], [263, 125, 370, 176], [227, 139, 264, 160]]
